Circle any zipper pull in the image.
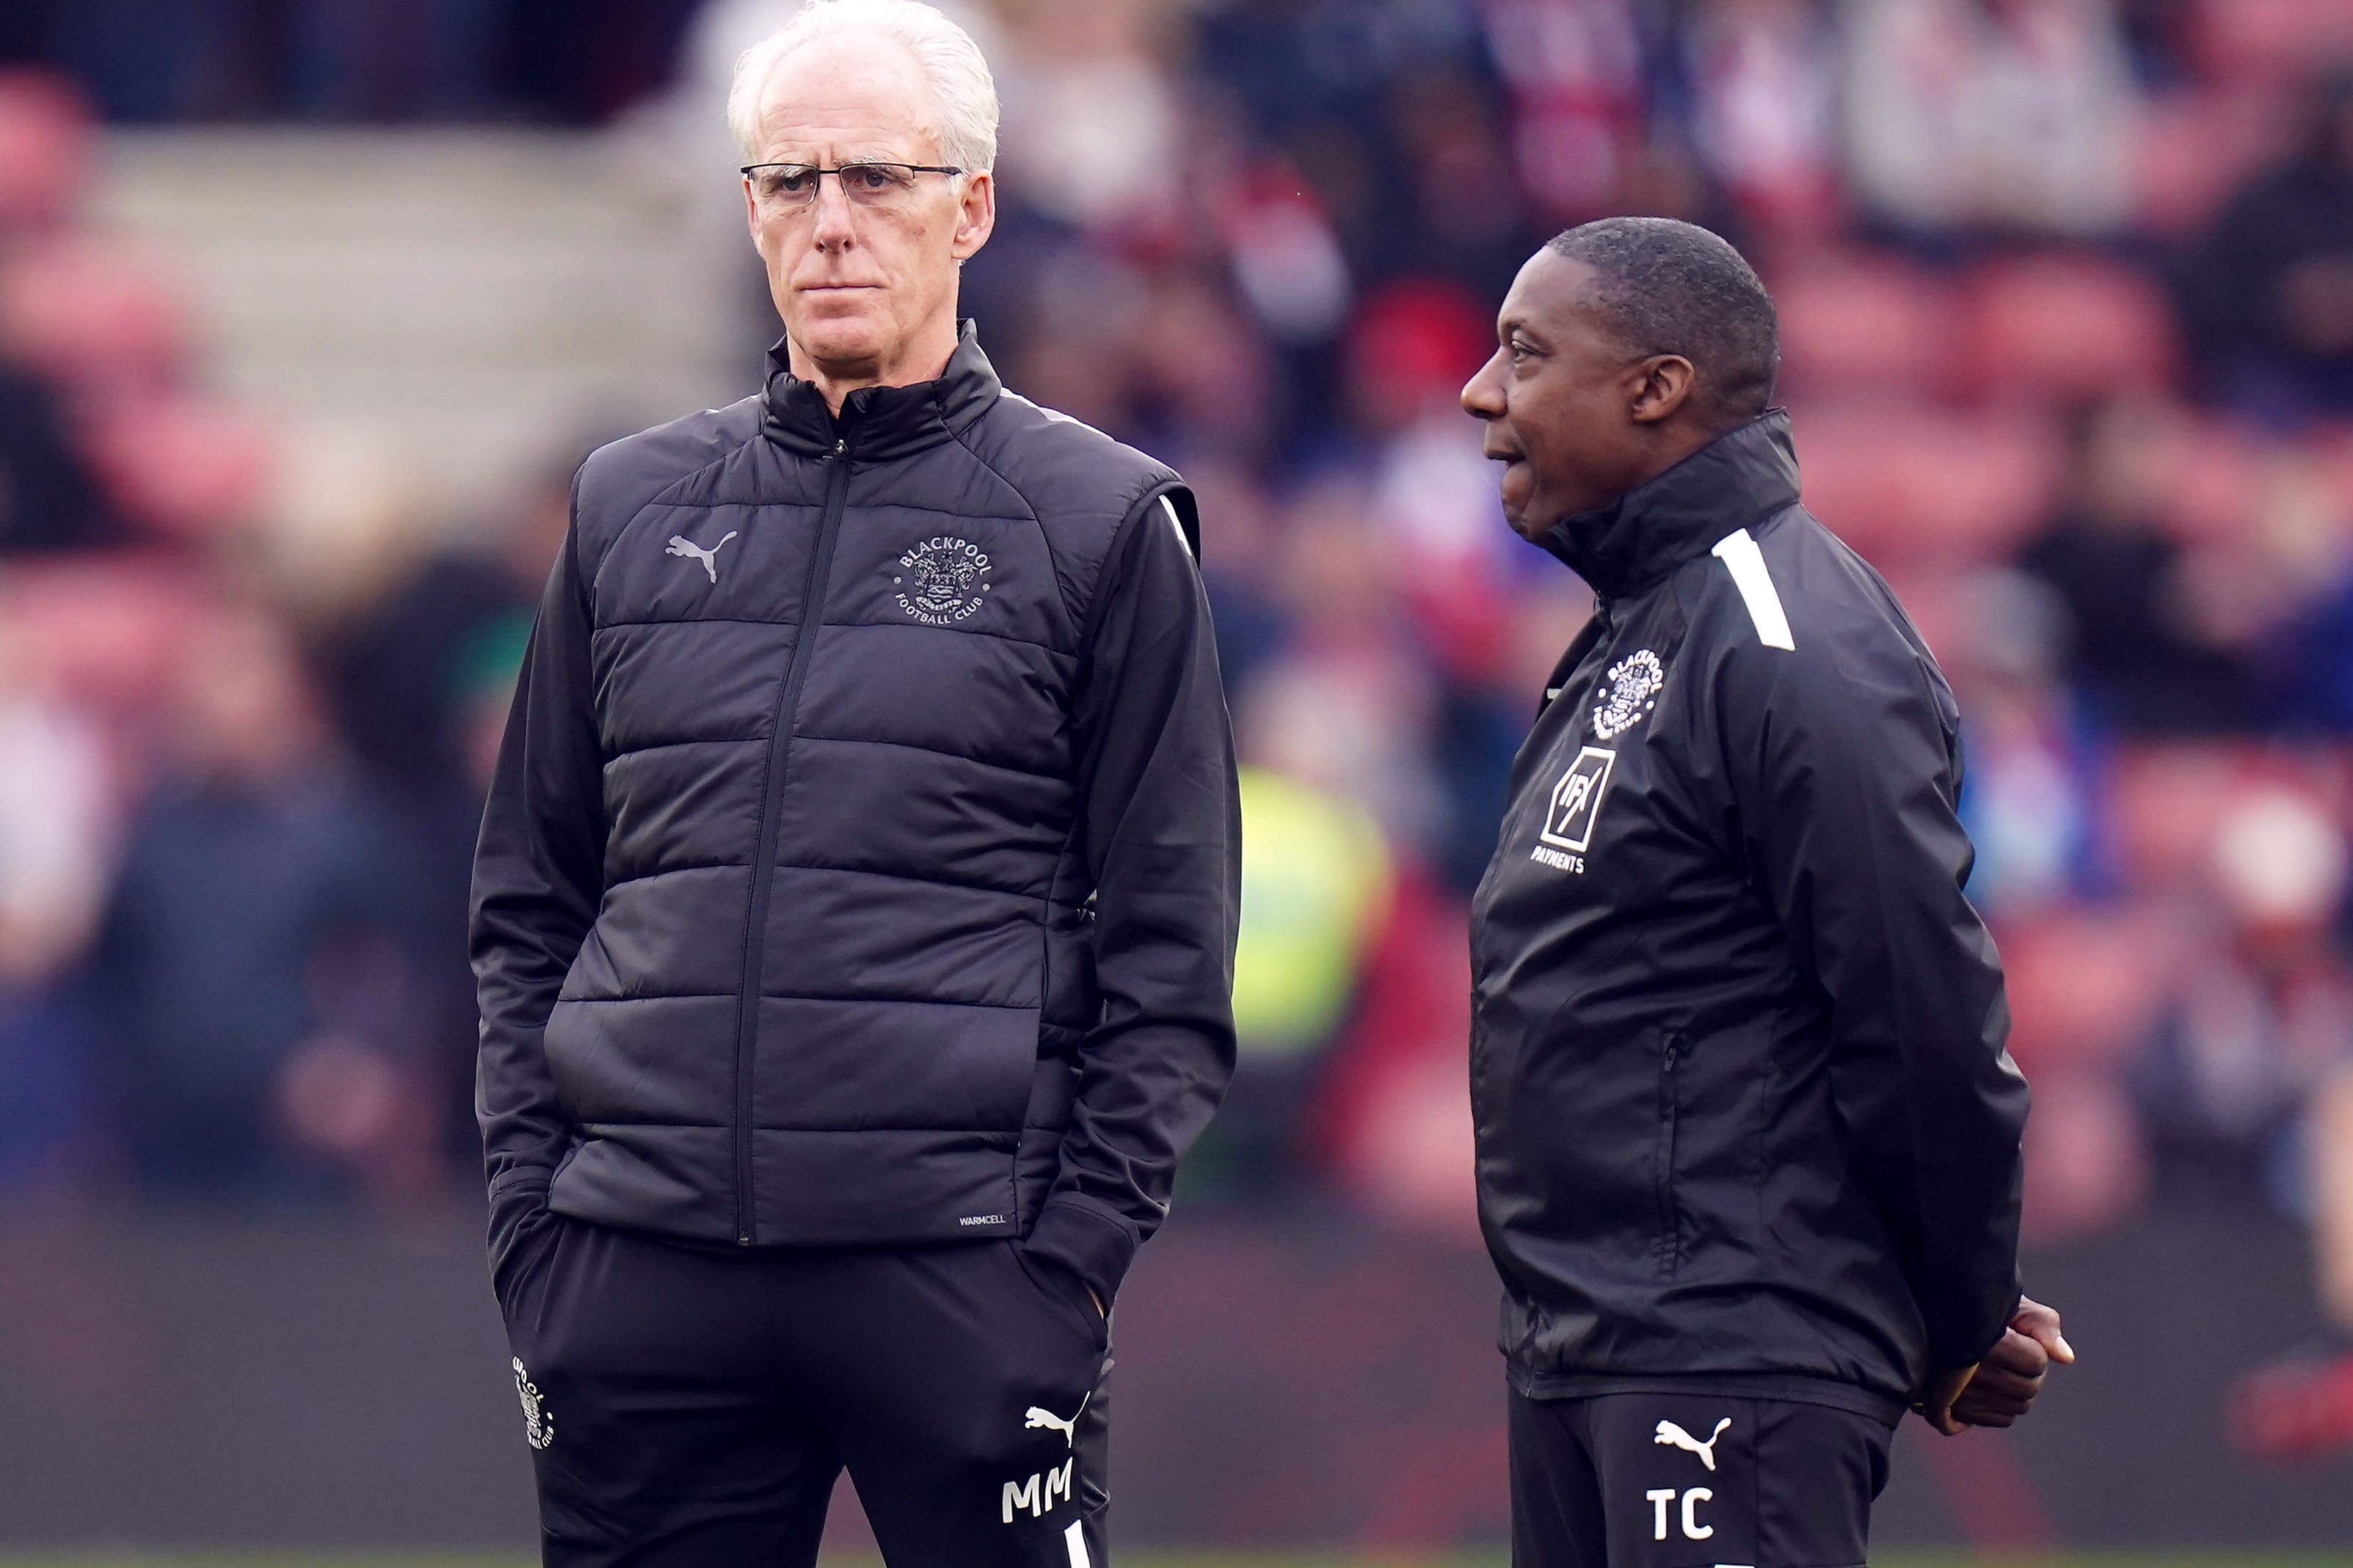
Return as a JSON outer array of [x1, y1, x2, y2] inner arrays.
[[833, 438, 847, 459]]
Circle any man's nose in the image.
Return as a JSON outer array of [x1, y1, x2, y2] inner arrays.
[[1461, 351, 1505, 419], [810, 174, 858, 249]]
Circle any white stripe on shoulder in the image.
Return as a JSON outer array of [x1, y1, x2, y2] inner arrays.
[[1709, 527, 1796, 651], [1160, 494, 1195, 560], [997, 389, 1116, 442], [1063, 1520, 1091, 1568]]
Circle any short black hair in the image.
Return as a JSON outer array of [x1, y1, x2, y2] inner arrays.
[[1544, 216, 1779, 423]]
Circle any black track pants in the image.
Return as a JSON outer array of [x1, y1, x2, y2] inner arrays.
[[1508, 1386, 1893, 1568], [495, 1210, 1112, 1568]]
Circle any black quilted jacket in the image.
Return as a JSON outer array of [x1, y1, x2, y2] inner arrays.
[[470, 324, 1240, 1304]]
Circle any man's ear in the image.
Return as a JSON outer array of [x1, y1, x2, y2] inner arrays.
[[1628, 354, 1696, 425], [950, 170, 997, 261]]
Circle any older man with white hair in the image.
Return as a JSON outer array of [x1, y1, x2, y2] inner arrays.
[[468, 3, 1240, 1563]]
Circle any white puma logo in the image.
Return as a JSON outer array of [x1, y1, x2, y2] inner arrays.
[[665, 530, 738, 582], [1654, 1417, 1731, 1471], [1023, 1394, 1087, 1448]]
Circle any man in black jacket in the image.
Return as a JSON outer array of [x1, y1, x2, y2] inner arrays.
[[1460, 217, 2069, 1565], [468, 4, 1238, 1564]]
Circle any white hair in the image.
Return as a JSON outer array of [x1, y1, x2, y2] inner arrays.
[[727, 0, 1000, 175]]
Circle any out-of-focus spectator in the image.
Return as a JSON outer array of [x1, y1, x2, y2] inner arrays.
[[1188, 765, 1392, 1202], [1188, 458, 1287, 692], [2253, 445, 2353, 732], [2181, 68, 2353, 417], [0, 355, 114, 553], [1230, 769, 1392, 1061], [2230, 1055, 2353, 1462], [1947, 568, 2114, 914], [1841, 0, 2137, 241], [0, 72, 114, 554], [1482, 0, 1643, 225], [1350, 280, 1521, 674], [1683, 0, 1842, 236], [1314, 869, 1475, 1236], [316, 451, 572, 1170], [1240, 476, 1447, 857], [86, 605, 393, 1203], [0, 613, 109, 1191], [2015, 398, 2258, 732], [2134, 780, 2353, 1194], [994, 0, 1180, 235]]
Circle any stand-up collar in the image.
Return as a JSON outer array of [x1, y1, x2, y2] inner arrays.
[[762, 318, 1003, 462], [1534, 409, 1801, 599]]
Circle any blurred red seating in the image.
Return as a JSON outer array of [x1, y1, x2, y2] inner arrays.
[[1792, 404, 2064, 565], [1770, 255, 1960, 401], [2191, 0, 2353, 86], [0, 556, 211, 723], [2109, 743, 2258, 893], [2132, 86, 2288, 236], [2000, 906, 2175, 1074], [0, 237, 190, 398], [2147, 412, 2263, 543], [2304, 421, 2353, 517], [1960, 255, 2180, 405], [0, 70, 90, 236], [82, 395, 274, 540]]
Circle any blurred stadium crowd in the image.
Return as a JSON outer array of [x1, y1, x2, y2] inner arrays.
[[8, 0, 2353, 1443]]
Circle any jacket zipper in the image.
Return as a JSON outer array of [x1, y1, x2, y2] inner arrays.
[[1654, 1031, 1684, 1276], [731, 434, 854, 1244]]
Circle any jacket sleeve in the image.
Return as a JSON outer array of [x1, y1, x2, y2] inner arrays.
[[1713, 602, 2029, 1375], [470, 489, 605, 1213], [1021, 489, 1241, 1305]]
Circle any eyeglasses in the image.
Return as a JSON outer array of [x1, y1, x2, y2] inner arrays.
[[740, 161, 964, 213]]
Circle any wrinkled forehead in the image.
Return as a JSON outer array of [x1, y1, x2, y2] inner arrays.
[[749, 37, 945, 164]]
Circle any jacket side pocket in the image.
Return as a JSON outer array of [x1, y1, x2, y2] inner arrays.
[[1652, 1032, 1685, 1277], [488, 1181, 559, 1314]]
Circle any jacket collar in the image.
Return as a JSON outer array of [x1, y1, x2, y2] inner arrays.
[[1534, 409, 1801, 599], [761, 318, 1002, 462]]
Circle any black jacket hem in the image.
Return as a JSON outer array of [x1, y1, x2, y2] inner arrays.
[[1508, 1368, 1906, 1427]]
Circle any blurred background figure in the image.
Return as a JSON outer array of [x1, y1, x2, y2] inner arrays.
[[8, 0, 2353, 1553], [2180, 67, 2353, 418], [87, 602, 413, 1206]]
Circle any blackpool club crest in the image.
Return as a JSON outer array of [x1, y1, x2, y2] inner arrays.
[[512, 1357, 555, 1450], [1592, 649, 1664, 740], [894, 536, 994, 625]]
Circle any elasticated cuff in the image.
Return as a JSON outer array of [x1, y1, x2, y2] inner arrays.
[[1925, 1287, 2021, 1376], [487, 1163, 554, 1203], [1022, 1195, 1141, 1307]]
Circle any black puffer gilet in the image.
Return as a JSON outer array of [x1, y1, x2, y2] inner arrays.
[[545, 324, 1188, 1247]]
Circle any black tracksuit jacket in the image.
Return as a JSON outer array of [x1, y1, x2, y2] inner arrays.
[[1469, 411, 2029, 1423], [470, 325, 1240, 1307]]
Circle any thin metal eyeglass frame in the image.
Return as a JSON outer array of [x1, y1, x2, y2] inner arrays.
[[739, 162, 966, 206]]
